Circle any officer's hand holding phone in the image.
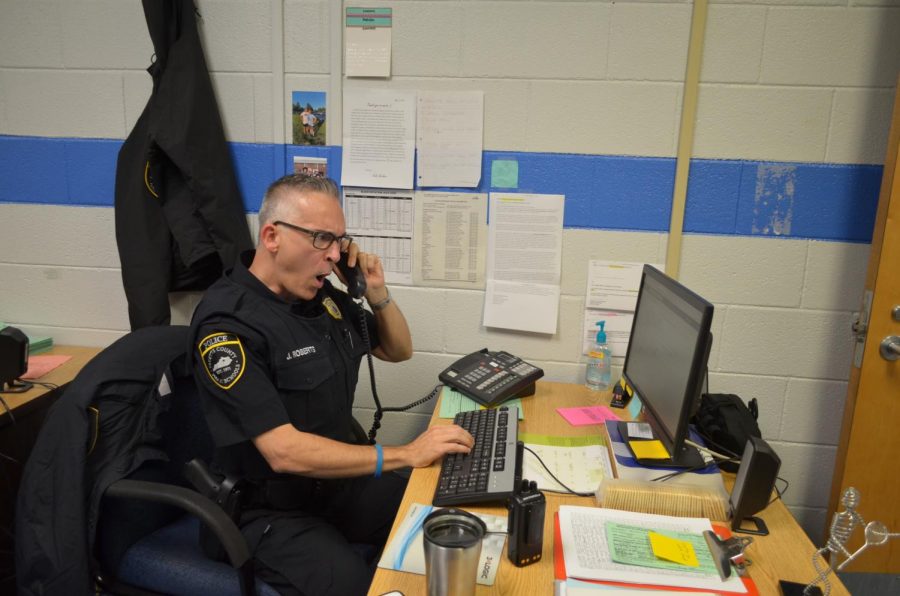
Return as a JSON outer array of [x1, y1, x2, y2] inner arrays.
[[336, 250, 366, 299]]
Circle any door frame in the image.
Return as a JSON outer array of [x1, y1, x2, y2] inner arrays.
[[827, 75, 900, 557]]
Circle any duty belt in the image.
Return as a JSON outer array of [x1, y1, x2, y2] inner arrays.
[[242, 476, 345, 511]]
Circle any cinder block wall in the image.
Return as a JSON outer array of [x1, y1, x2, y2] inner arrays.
[[2, 0, 898, 544]]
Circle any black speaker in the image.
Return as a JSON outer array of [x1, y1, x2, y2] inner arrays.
[[0, 326, 30, 391], [730, 435, 781, 535]]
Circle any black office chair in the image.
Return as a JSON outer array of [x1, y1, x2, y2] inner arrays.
[[16, 326, 274, 596], [98, 375, 375, 595], [18, 325, 375, 596], [92, 347, 278, 595]]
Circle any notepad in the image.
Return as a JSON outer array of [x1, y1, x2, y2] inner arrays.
[[520, 432, 612, 493], [628, 439, 669, 460], [649, 531, 699, 567]]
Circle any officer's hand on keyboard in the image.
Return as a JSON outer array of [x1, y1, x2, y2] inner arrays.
[[401, 424, 474, 468], [431, 406, 519, 506]]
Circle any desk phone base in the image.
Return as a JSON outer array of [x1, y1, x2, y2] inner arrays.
[[439, 349, 543, 407]]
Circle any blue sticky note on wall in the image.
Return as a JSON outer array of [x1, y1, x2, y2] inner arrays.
[[491, 159, 518, 188]]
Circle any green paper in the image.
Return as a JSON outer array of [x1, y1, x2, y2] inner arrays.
[[29, 342, 53, 355], [438, 386, 524, 420], [491, 160, 518, 188], [518, 432, 606, 448], [29, 336, 53, 354], [604, 522, 718, 575]]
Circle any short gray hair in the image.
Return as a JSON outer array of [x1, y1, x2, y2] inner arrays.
[[257, 174, 340, 229]]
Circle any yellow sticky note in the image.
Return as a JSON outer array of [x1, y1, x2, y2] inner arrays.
[[648, 531, 699, 567], [629, 439, 670, 460]]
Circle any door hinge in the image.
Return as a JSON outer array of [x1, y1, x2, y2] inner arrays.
[[852, 290, 873, 368]]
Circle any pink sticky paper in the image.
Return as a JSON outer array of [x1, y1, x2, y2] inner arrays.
[[556, 405, 621, 426]]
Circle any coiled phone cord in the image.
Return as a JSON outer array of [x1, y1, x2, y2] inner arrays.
[[356, 308, 441, 444]]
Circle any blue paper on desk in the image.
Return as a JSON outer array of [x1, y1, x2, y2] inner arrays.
[[605, 421, 728, 505]]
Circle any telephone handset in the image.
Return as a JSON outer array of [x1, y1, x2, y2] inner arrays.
[[439, 349, 544, 407], [337, 251, 367, 299], [342, 255, 539, 440], [340, 251, 438, 443]]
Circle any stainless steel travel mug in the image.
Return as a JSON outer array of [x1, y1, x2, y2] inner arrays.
[[422, 508, 487, 596]]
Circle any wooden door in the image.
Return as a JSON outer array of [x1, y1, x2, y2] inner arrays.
[[828, 75, 900, 573]]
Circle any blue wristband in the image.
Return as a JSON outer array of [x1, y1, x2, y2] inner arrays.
[[374, 444, 383, 478]]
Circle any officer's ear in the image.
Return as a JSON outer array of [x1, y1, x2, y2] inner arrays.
[[259, 222, 281, 253]]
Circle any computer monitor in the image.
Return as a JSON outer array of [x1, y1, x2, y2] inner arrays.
[[617, 265, 713, 469]]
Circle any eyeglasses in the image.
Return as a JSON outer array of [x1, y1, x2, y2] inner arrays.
[[273, 221, 353, 251]]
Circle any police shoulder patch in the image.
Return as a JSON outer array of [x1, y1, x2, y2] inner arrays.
[[322, 296, 343, 320], [199, 332, 246, 390]]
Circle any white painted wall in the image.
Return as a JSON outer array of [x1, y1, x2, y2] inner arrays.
[[2, 0, 898, 543]]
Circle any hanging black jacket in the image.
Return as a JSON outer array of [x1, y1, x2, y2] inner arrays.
[[115, 0, 253, 330], [15, 326, 189, 596]]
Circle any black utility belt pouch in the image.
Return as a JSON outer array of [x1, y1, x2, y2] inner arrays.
[[691, 393, 760, 472]]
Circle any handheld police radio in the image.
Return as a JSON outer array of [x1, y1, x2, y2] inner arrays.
[[507, 478, 546, 567]]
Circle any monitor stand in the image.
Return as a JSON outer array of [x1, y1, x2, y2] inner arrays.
[[616, 421, 706, 469]]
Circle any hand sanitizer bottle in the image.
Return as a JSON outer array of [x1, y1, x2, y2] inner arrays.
[[585, 321, 611, 391]]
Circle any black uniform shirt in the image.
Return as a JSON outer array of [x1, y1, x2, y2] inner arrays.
[[190, 251, 379, 482]]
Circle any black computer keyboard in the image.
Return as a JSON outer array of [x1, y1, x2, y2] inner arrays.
[[432, 406, 519, 506]]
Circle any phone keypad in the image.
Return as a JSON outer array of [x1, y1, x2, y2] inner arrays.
[[457, 365, 492, 388], [510, 361, 538, 376], [456, 361, 536, 394], [439, 350, 544, 407]]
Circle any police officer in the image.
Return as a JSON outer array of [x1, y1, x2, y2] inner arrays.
[[189, 174, 474, 595]]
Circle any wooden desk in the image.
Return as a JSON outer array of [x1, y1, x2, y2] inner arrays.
[[368, 381, 848, 595], [1, 345, 100, 594], [0, 345, 100, 427]]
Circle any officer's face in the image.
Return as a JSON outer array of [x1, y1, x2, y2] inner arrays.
[[274, 191, 345, 300]]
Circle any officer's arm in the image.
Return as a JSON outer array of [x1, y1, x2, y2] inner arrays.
[[353, 250, 412, 362], [254, 423, 473, 478], [367, 286, 412, 362]]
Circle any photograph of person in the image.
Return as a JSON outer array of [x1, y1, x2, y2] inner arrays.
[[292, 91, 326, 146], [293, 157, 328, 178]]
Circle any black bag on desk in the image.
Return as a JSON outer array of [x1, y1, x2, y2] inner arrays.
[[692, 393, 760, 472]]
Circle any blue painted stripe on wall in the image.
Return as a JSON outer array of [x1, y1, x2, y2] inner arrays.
[[1, 135, 882, 243], [734, 161, 882, 243], [230, 142, 283, 213], [0, 136, 121, 206]]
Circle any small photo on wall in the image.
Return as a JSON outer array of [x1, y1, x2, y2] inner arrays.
[[292, 91, 327, 146], [293, 156, 328, 178]]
